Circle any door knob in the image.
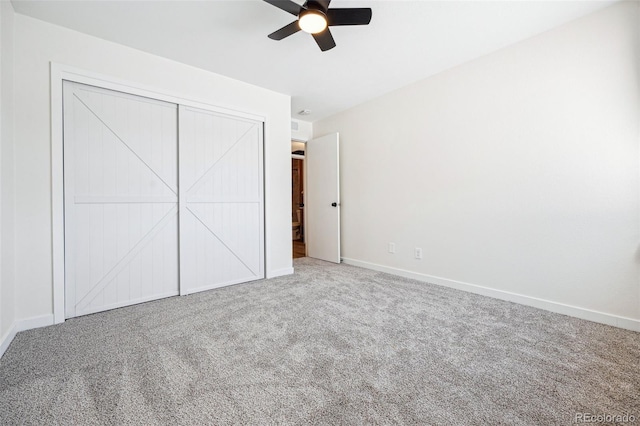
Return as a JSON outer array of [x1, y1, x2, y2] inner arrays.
[[331, 202, 338, 207]]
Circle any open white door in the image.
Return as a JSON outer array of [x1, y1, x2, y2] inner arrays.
[[306, 133, 340, 263]]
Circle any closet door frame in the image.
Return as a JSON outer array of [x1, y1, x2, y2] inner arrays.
[[51, 63, 266, 324]]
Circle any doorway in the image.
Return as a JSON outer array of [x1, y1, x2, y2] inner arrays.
[[290, 133, 341, 262], [292, 141, 305, 258]]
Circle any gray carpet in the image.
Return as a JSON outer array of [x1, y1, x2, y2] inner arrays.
[[1, 258, 638, 425]]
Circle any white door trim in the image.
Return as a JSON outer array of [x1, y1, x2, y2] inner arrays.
[[51, 62, 267, 324]]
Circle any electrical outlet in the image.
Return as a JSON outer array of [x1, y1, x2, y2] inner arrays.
[[414, 247, 423, 259], [388, 243, 395, 254]]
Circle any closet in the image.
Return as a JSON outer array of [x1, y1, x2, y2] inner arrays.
[[63, 81, 264, 318]]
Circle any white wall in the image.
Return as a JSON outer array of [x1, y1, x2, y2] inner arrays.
[[0, 0, 16, 349], [13, 14, 292, 322], [292, 119, 312, 142], [314, 2, 640, 326]]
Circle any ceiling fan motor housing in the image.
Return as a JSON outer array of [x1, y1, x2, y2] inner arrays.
[[307, 0, 331, 12]]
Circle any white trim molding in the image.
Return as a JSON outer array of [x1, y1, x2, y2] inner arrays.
[[0, 323, 17, 359], [0, 314, 55, 359], [267, 267, 295, 279], [341, 257, 640, 333], [16, 314, 55, 332]]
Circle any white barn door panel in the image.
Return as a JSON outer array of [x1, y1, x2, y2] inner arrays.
[[179, 106, 265, 294], [63, 81, 179, 318]]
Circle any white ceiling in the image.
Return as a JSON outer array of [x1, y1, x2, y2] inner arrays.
[[12, 0, 616, 122]]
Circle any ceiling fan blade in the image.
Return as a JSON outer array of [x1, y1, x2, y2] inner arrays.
[[327, 8, 372, 26], [312, 28, 336, 51], [263, 0, 303, 16], [268, 21, 301, 40], [307, 0, 331, 12]]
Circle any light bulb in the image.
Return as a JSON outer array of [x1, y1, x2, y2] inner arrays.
[[299, 10, 327, 34]]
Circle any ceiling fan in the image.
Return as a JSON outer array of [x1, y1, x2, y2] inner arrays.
[[263, 0, 372, 52]]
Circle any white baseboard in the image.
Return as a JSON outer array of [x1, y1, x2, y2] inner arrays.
[[0, 314, 56, 359], [0, 323, 17, 359], [267, 267, 294, 279], [341, 257, 640, 333], [15, 314, 55, 332]]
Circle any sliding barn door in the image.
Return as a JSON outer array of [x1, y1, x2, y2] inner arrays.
[[179, 106, 265, 294], [63, 81, 179, 318]]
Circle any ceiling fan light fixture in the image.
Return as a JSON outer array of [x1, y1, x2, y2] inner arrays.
[[264, 0, 372, 51], [298, 10, 327, 34]]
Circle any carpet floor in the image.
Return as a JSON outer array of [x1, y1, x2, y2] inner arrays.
[[0, 258, 638, 425]]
